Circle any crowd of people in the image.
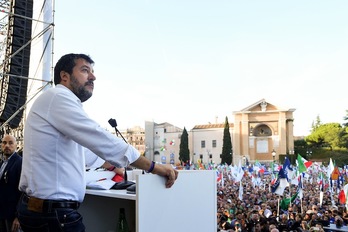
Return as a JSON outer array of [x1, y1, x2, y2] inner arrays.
[[216, 165, 348, 232]]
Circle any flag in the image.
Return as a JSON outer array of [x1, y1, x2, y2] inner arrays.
[[254, 160, 261, 168], [216, 170, 222, 182], [280, 191, 299, 210], [283, 157, 293, 171], [332, 167, 340, 181], [270, 161, 275, 173], [298, 175, 303, 199], [327, 158, 334, 177], [278, 167, 289, 188], [197, 159, 204, 170], [320, 191, 323, 207], [238, 181, 243, 200], [271, 177, 285, 195], [297, 154, 307, 173], [300, 156, 313, 169], [319, 172, 325, 191], [288, 168, 299, 185], [344, 184, 348, 209], [231, 164, 244, 182], [339, 189, 346, 204]]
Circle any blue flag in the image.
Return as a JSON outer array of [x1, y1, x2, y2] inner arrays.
[[271, 178, 280, 193], [283, 157, 293, 171], [278, 167, 288, 180]]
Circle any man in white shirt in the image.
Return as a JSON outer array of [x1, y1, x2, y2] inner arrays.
[[17, 53, 178, 232]]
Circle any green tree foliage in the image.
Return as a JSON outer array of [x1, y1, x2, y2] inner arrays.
[[341, 110, 348, 148], [340, 127, 348, 148], [343, 110, 348, 127], [305, 123, 344, 150], [179, 127, 190, 163], [221, 116, 232, 165], [294, 139, 307, 148]]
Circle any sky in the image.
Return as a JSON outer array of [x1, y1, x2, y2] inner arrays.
[[51, 0, 348, 136]]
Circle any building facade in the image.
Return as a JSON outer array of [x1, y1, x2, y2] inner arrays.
[[144, 121, 182, 164], [128, 99, 295, 165], [232, 99, 295, 164], [189, 123, 233, 165]]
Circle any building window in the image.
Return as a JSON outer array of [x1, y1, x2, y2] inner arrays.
[[212, 140, 217, 148], [201, 140, 205, 148]]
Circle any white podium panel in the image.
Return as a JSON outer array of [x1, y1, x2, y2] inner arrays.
[[80, 170, 217, 232], [137, 170, 216, 232]]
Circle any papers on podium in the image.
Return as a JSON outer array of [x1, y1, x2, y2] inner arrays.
[[85, 169, 116, 190]]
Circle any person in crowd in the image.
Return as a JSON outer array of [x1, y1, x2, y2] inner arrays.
[[334, 215, 344, 228], [17, 53, 178, 232], [300, 220, 310, 231], [0, 135, 22, 232], [268, 223, 277, 232], [246, 210, 262, 231], [234, 220, 243, 232]]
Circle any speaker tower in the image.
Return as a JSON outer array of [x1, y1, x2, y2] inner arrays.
[[0, 0, 33, 128]]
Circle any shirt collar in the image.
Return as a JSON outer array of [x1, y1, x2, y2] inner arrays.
[[56, 84, 81, 104]]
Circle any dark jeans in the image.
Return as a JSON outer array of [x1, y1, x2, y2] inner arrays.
[[17, 195, 85, 232]]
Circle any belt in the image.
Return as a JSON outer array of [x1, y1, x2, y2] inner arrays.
[[22, 194, 80, 213]]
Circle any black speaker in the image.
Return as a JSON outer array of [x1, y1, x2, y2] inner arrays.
[[199, 154, 203, 159], [0, 0, 33, 128]]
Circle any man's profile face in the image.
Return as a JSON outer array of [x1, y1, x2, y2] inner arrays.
[[68, 58, 96, 102]]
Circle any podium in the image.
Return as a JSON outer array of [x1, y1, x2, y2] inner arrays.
[[79, 170, 217, 232]]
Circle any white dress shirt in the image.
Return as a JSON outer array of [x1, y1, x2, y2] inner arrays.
[[19, 84, 140, 202]]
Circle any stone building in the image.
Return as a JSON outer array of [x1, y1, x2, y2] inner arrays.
[[232, 99, 295, 164]]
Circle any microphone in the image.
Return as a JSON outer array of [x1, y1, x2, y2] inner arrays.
[[108, 118, 127, 143], [108, 118, 135, 191]]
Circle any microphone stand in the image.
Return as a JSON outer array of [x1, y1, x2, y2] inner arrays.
[[108, 118, 134, 189], [108, 118, 127, 143]]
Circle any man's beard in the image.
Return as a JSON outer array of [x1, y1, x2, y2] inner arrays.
[[70, 74, 93, 102], [2, 149, 12, 158]]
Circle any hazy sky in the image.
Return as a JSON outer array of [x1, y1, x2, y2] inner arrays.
[[52, 1, 348, 136]]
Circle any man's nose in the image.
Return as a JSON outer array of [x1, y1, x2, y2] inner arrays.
[[88, 72, 96, 81]]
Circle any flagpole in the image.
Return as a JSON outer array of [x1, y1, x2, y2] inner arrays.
[[277, 196, 280, 221]]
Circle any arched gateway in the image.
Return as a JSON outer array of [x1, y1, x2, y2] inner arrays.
[[232, 99, 295, 164]]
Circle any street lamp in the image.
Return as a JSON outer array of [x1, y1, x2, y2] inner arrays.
[[306, 149, 312, 159], [242, 155, 246, 166], [272, 149, 276, 162]]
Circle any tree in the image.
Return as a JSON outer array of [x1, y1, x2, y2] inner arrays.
[[221, 116, 232, 165], [311, 115, 322, 132], [179, 127, 190, 164], [305, 123, 344, 150], [343, 110, 348, 127]]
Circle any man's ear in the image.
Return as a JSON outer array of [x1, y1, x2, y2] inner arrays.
[[60, 71, 69, 83]]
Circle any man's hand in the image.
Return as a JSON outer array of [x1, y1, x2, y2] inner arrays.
[[12, 217, 21, 232], [131, 156, 179, 188], [152, 163, 179, 188]]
